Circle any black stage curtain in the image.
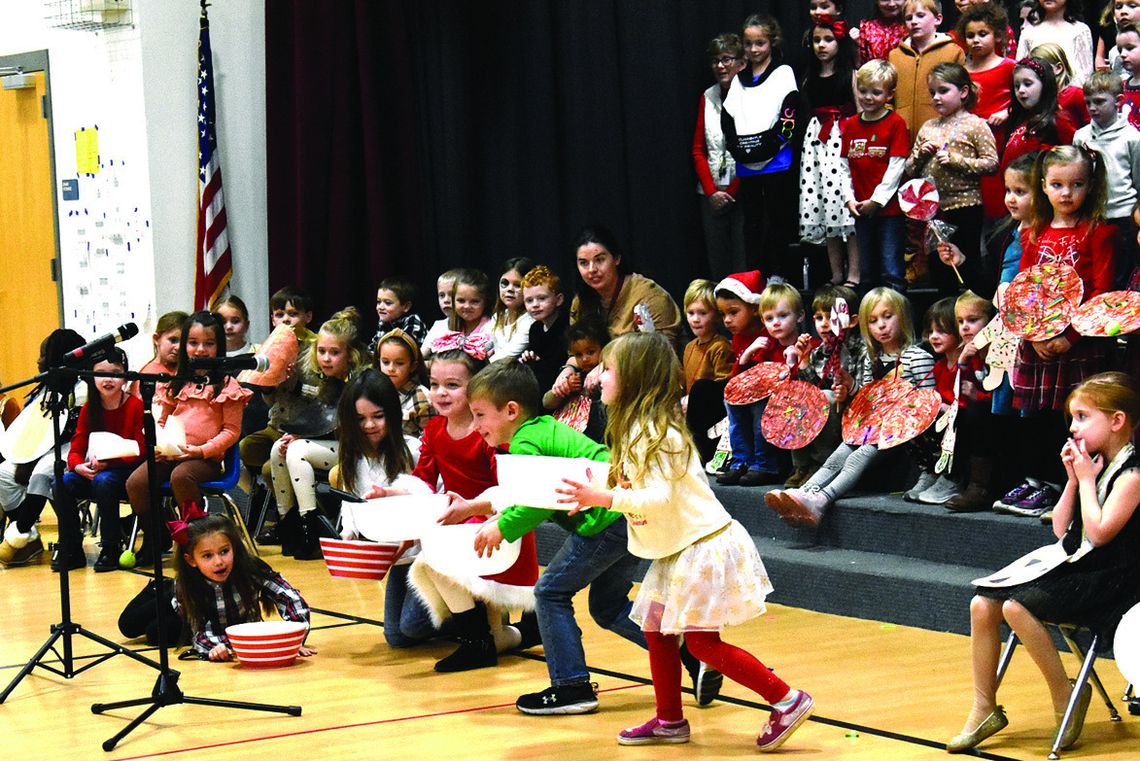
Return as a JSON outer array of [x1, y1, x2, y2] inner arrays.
[[265, 0, 906, 322]]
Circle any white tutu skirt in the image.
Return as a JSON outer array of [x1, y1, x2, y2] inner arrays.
[[630, 520, 773, 634], [799, 116, 855, 245]]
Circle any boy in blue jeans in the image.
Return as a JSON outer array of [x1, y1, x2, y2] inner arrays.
[[460, 361, 721, 714]]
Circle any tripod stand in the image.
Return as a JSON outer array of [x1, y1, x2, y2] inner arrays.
[[0, 365, 163, 704], [88, 370, 301, 751]]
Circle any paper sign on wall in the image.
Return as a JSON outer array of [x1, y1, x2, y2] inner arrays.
[[75, 127, 99, 175]]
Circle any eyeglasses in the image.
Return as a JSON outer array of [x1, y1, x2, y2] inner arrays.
[[712, 56, 739, 66]]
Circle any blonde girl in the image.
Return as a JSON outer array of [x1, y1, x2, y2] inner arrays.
[[558, 332, 813, 750], [270, 307, 370, 560], [766, 288, 935, 524], [950, 372, 1140, 753], [376, 328, 432, 438], [488, 257, 537, 358]]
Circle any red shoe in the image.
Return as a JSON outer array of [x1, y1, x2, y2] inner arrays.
[[757, 690, 814, 751], [616, 716, 690, 745]]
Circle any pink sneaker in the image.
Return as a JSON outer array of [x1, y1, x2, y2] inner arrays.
[[756, 690, 814, 751], [616, 716, 691, 746], [767, 488, 827, 526]]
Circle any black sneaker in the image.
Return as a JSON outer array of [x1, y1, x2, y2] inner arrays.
[[516, 682, 599, 715], [51, 544, 86, 572], [689, 661, 724, 706], [93, 544, 122, 572]]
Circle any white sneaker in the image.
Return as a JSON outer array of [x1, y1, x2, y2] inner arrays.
[[904, 471, 939, 502], [917, 475, 960, 505]]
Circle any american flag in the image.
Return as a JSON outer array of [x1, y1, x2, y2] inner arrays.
[[194, 4, 231, 310]]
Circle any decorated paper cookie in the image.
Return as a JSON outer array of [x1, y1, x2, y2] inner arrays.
[[842, 376, 941, 449], [761, 380, 830, 450], [973, 283, 1021, 392], [724, 361, 792, 405], [1070, 290, 1140, 337], [897, 177, 940, 221], [1001, 263, 1083, 341]]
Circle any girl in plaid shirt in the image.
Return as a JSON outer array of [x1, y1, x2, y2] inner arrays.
[[174, 514, 312, 661]]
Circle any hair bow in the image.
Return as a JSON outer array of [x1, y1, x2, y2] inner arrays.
[[814, 14, 848, 38], [167, 501, 208, 546], [1016, 57, 1051, 83], [432, 331, 493, 361]]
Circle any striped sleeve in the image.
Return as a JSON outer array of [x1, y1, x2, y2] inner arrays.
[[901, 346, 936, 389]]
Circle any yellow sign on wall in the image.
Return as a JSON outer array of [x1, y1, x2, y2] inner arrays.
[[75, 126, 99, 174]]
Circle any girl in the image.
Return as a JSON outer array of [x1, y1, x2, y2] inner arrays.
[[376, 329, 432, 438], [125, 311, 251, 568], [558, 332, 813, 750], [0, 329, 86, 567], [60, 348, 146, 572], [1001, 57, 1076, 177], [857, 0, 906, 65], [1032, 42, 1092, 127], [1001, 146, 1116, 516], [333, 369, 433, 648], [1016, 0, 1094, 86], [722, 14, 805, 281], [488, 257, 537, 359], [214, 295, 257, 356], [139, 310, 189, 376], [799, 13, 860, 288], [1096, 0, 1140, 71], [767, 288, 935, 525], [948, 372, 1140, 753], [546, 318, 610, 444], [271, 307, 370, 560], [403, 341, 538, 671], [904, 63, 999, 293], [174, 514, 312, 661], [447, 269, 493, 339]]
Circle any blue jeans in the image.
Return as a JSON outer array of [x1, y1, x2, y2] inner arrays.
[[726, 399, 783, 474], [383, 561, 440, 648], [535, 517, 647, 686], [855, 214, 906, 291], [62, 468, 130, 546]]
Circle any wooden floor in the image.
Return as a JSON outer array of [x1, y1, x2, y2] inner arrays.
[[3, 523, 1138, 760]]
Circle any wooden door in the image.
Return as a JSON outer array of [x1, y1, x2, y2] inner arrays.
[[0, 70, 59, 387]]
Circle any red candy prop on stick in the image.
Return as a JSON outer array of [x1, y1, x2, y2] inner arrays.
[[1070, 290, 1140, 337], [842, 376, 941, 449], [1000, 263, 1084, 341], [761, 381, 831, 450], [897, 177, 963, 284], [724, 361, 792, 406]]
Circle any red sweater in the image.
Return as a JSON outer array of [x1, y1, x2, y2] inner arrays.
[[67, 393, 146, 470]]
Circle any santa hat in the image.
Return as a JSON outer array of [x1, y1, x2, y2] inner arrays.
[[715, 270, 765, 304]]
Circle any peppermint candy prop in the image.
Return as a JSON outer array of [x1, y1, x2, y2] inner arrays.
[[1070, 290, 1140, 337], [897, 177, 963, 284], [1001, 263, 1084, 341], [841, 376, 941, 450]]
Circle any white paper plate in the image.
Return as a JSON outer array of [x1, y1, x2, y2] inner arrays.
[[342, 493, 450, 542], [0, 401, 54, 464], [419, 522, 520, 577], [155, 416, 186, 458], [495, 454, 602, 510], [87, 431, 141, 461]]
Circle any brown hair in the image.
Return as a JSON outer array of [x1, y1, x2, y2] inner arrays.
[[1066, 372, 1140, 431]]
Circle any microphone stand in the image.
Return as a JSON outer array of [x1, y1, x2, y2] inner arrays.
[[88, 367, 301, 751], [0, 364, 162, 704]]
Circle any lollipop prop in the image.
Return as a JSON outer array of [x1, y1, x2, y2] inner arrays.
[[897, 178, 963, 285]]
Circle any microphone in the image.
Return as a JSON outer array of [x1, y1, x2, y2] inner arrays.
[[187, 354, 270, 373], [61, 323, 139, 365]]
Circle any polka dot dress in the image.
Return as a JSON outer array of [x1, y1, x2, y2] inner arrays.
[[799, 115, 855, 246]]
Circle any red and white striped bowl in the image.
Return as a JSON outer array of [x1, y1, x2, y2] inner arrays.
[[319, 537, 405, 581], [225, 621, 307, 668]]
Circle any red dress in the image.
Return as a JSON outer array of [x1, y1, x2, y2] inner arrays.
[[857, 18, 906, 64], [969, 58, 1016, 218], [1000, 111, 1077, 175]]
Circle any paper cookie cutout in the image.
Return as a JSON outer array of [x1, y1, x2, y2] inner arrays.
[[1070, 290, 1140, 337], [761, 380, 830, 450], [724, 362, 791, 405], [1001, 263, 1084, 341], [842, 376, 941, 449]]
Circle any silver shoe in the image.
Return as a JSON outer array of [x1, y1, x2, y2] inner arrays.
[[917, 475, 961, 505]]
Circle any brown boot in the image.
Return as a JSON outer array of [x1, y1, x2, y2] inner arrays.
[[946, 458, 993, 513]]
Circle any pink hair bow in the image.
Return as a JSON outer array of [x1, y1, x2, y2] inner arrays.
[[432, 331, 493, 361], [167, 501, 208, 546]]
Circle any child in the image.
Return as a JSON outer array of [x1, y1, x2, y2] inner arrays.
[[714, 271, 781, 486], [519, 265, 569, 394], [138, 310, 188, 376], [682, 279, 734, 464], [423, 268, 494, 360], [858, 0, 907, 65], [332, 369, 433, 649], [1096, 0, 1140, 72], [790, 285, 864, 487], [1073, 70, 1140, 288], [174, 514, 312, 661], [467, 361, 721, 713], [1118, 24, 1140, 128], [948, 372, 1140, 753], [405, 341, 539, 672], [800, 14, 860, 288], [721, 14, 806, 280], [0, 329, 86, 567], [269, 286, 316, 337], [950, 0, 1018, 58], [888, 0, 966, 141], [840, 59, 911, 292], [59, 348, 145, 572], [125, 311, 251, 567], [215, 295, 257, 356], [1003, 58, 1077, 176], [1016, 0, 1094, 86], [270, 307, 370, 560], [376, 329, 432, 438], [488, 258, 537, 359], [421, 268, 462, 356], [767, 288, 936, 525], [1032, 42, 1092, 127], [541, 318, 608, 440], [904, 62, 999, 293], [368, 277, 428, 353], [557, 332, 813, 750]]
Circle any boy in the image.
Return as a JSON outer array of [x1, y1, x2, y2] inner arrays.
[[841, 60, 911, 293], [682, 279, 734, 464], [790, 285, 863, 488], [368, 277, 427, 353], [464, 361, 721, 714], [1074, 69, 1140, 288], [269, 286, 316, 336], [421, 268, 462, 355], [888, 0, 965, 140], [519, 265, 569, 393], [714, 270, 783, 486]]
